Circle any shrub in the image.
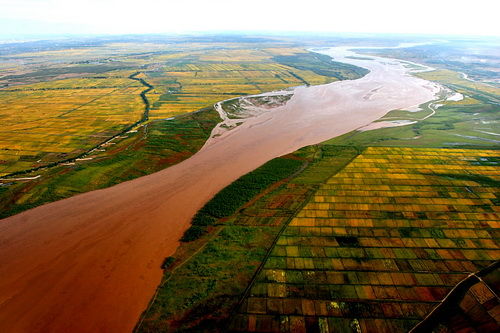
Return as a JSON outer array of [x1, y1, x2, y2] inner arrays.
[[181, 226, 207, 242]]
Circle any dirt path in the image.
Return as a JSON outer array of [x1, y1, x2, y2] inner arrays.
[[0, 46, 439, 332]]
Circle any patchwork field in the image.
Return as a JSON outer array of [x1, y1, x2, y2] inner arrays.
[[138, 145, 499, 332], [231, 147, 499, 332]]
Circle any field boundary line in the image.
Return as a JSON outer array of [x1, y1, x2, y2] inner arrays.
[[224, 145, 362, 329]]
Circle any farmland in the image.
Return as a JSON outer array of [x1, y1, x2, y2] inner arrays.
[[137, 145, 361, 332], [0, 71, 145, 176], [137, 145, 499, 332], [232, 147, 499, 332], [0, 41, 360, 178], [0, 45, 339, 178], [144, 49, 340, 120], [0, 38, 368, 217]]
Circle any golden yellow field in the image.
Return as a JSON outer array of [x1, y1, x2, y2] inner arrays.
[[0, 70, 145, 176], [0, 45, 339, 176]]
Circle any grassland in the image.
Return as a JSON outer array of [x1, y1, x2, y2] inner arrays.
[[355, 42, 500, 84], [415, 69, 500, 104]]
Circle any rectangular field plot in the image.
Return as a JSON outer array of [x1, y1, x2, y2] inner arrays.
[[231, 147, 499, 332]]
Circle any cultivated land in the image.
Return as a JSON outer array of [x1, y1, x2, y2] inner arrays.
[[0, 72, 145, 176], [139, 148, 499, 332], [0, 36, 498, 333], [0, 41, 363, 218], [0, 42, 346, 178], [232, 147, 499, 332]]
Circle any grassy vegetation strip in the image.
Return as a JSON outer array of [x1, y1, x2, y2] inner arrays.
[[129, 72, 154, 121], [138, 225, 279, 333], [133, 227, 225, 332], [273, 52, 369, 81], [182, 158, 304, 241]]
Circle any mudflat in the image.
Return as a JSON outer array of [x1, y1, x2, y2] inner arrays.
[[0, 47, 439, 332]]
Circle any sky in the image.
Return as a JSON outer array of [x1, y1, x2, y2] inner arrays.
[[1, 0, 499, 38]]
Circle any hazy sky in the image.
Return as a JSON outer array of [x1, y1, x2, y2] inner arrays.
[[1, 0, 499, 37]]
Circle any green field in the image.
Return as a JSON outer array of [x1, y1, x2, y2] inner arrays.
[[325, 76, 499, 149]]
